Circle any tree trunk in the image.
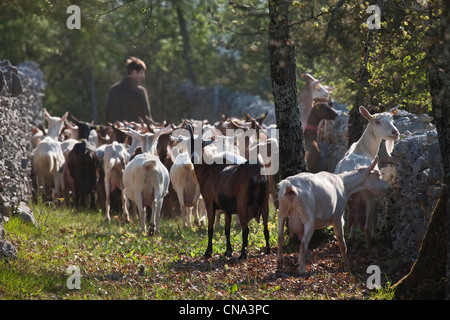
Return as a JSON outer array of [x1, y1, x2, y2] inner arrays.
[[268, 0, 307, 181], [393, 0, 449, 299]]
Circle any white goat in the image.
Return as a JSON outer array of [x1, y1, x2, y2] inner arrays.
[[104, 142, 130, 223], [335, 106, 399, 246], [43, 109, 68, 140], [32, 110, 68, 201], [123, 127, 171, 235], [277, 157, 389, 274], [170, 150, 201, 228]]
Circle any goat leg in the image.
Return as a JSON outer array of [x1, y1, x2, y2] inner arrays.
[[192, 202, 199, 226], [239, 224, 249, 260], [121, 187, 130, 223], [224, 213, 233, 257], [204, 206, 216, 258], [277, 216, 286, 267], [298, 222, 315, 275], [262, 200, 270, 254], [363, 193, 377, 249], [263, 220, 270, 254], [333, 216, 350, 269]]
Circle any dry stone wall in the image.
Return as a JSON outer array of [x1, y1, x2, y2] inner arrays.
[[0, 60, 44, 259]]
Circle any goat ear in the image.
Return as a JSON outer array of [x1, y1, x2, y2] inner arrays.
[[70, 114, 80, 125], [67, 120, 76, 129], [301, 73, 316, 82], [159, 125, 173, 136], [126, 128, 141, 139], [368, 156, 378, 172], [324, 85, 335, 93], [60, 112, 68, 122], [311, 80, 321, 89], [359, 106, 373, 122], [389, 104, 400, 115], [43, 108, 50, 119]]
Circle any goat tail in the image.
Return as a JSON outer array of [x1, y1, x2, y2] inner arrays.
[[278, 179, 297, 201], [36, 153, 55, 175], [143, 159, 158, 170]]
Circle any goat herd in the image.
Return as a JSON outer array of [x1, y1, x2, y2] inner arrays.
[[30, 75, 401, 274]]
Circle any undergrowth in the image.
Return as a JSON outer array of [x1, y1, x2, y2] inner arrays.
[[0, 202, 394, 300]]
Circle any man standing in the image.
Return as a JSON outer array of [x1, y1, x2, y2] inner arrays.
[[105, 57, 152, 123]]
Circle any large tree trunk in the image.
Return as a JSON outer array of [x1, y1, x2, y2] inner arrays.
[[393, 0, 449, 299], [347, 38, 372, 148], [268, 0, 307, 181]]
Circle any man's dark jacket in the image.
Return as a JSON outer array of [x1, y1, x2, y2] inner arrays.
[[105, 76, 152, 123]]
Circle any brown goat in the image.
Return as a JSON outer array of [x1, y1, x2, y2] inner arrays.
[[186, 124, 270, 259], [304, 101, 337, 173]]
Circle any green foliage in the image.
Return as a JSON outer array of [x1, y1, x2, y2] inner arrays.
[[0, 0, 438, 122], [364, 1, 435, 113]]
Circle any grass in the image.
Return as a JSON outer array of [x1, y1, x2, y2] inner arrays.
[[0, 202, 395, 300]]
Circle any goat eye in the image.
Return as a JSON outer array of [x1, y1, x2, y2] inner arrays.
[[375, 120, 381, 125]]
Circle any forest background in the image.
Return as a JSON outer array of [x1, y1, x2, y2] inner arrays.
[[0, 0, 435, 123]]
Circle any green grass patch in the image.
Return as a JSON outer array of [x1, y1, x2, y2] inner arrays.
[[1, 202, 379, 300]]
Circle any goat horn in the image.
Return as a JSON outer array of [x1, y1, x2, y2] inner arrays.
[[186, 124, 195, 160], [186, 123, 194, 138]]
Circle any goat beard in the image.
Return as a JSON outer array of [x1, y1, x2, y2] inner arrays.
[[385, 139, 394, 156]]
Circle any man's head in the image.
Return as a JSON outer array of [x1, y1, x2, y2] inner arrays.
[[126, 57, 146, 85]]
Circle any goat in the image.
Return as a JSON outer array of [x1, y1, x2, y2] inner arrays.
[[334, 106, 399, 247], [103, 142, 130, 222], [155, 125, 180, 220], [182, 124, 270, 259], [304, 101, 338, 173], [59, 117, 98, 207], [277, 157, 389, 274], [66, 140, 100, 209], [246, 132, 279, 209], [31, 125, 46, 149], [32, 110, 68, 202], [169, 149, 201, 227], [299, 74, 333, 133], [123, 127, 172, 235], [42, 109, 68, 140]]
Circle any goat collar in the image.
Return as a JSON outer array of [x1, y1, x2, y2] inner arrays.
[[305, 124, 318, 131]]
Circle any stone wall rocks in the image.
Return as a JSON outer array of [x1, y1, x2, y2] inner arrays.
[[0, 60, 44, 260]]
